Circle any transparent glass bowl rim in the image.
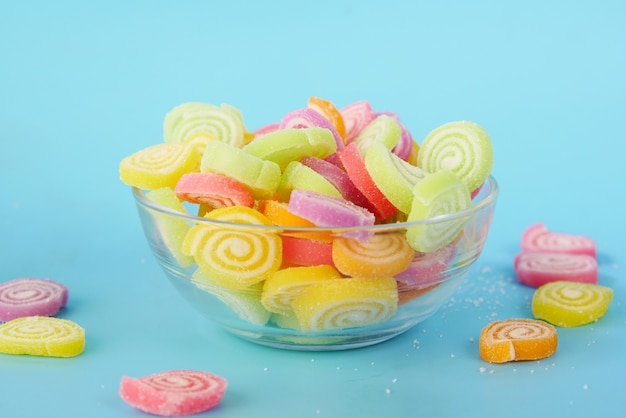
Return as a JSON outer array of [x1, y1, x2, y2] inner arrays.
[[132, 175, 499, 233]]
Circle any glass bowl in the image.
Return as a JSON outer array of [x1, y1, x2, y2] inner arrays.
[[132, 176, 498, 351]]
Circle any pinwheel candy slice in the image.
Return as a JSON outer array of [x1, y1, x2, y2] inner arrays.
[[174, 172, 254, 208], [340, 100, 376, 143], [479, 318, 557, 363], [0, 316, 85, 357], [0, 278, 68, 322], [278, 107, 343, 149], [521, 223, 596, 257], [119, 370, 227, 416], [307, 96, 347, 141], [514, 252, 598, 288]]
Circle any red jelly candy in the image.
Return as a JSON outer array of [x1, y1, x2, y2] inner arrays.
[[119, 370, 227, 416]]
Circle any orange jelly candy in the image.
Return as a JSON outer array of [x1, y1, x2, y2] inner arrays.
[[479, 318, 557, 363]]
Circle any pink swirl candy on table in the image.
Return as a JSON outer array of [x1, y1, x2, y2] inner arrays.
[[0, 278, 68, 322], [514, 252, 598, 288], [521, 223, 596, 257]]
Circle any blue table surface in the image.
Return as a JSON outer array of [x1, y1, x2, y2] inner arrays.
[[1, 1, 625, 417]]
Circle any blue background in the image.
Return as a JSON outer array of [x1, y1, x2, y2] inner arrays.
[[1, 1, 624, 417]]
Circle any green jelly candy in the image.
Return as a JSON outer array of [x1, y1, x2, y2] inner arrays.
[[276, 161, 342, 201], [243, 127, 337, 170], [163, 102, 246, 148], [417, 121, 493, 193], [353, 114, 401, 155], [406, 170, 471, 253], [201, 140, 281, 200], [364, 142, 427, 214]]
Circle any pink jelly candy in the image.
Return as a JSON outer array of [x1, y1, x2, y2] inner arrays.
[[340, 100, 376, 143], [119, 370, 227, 417], [0, 278, 68, 322], [174, 172, 254, 208], [521, 223, 596, 257], [394, 244, 457, 288], [514, 252, 598, 288], [278, 108, 343, 149]]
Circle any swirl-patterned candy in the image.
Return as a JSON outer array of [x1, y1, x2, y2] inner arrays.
[[532, 281, 613, 327], [514, 252, 598, 288], [182, 206, 282, 289], [119, 369, 227, 416], [521, 223, 597, 257], [479, 318, 558, 363], [292, 277, 398, 331], [0, 316, 85, 357], [0, 278, 68, 322], [418, 120, 493, 194]]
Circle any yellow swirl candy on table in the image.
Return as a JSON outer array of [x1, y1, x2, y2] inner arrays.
[[119, 142, 200, 190], [182, 206, 282, 289], [291, 278, 398, 331], [192, 269, 271, 326], [532, 281, 613, 327], [163, 102, 247, 148], [261, 265, 342, 316], [0, 316, 85, 358]]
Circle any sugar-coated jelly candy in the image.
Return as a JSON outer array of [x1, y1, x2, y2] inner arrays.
[[479, 318, 558, 363], [291, 277, 398, 331], [406, 170, 471, 253], [0, 278, 68, 322], [277, 161, 342, 201], [119, 142, 200, 190], [307, 96, 347, 141], [278, 107, 343, 149], [163, 101, 246, 147], [200, 140, 281, 200], [0, 316, 85, 358], [281, 235, 334, 267], [417, 120, 493, 193], [119, 369, 227, 417], [352, 114, 401, 155], [532, 281, 613, 327], [175, 172, 254, 208], [521, 223, 596, 257], [340, 100, 376, 143], [261, 265, 342, 316], [332, 234, 414, 279], [192, 270, 271, 326], [182, 206, 282, 289], [375, 111, 414, 161], [514, 252, 598, 288], [394, 244, 457, 288]]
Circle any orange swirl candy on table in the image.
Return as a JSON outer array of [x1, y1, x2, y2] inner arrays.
[[479, 318, 557, 363], [182, 206, 282, 289]]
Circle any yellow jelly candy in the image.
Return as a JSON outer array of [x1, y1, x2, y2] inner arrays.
[[0, 316, 85, 358], [291, 277, 398, 331], [119, 142, 200, 190], [532, 281, 613, 327], [182, 206, 282, 289], [261, 265, 342, 316]]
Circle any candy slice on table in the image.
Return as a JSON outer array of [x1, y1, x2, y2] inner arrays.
[[0, 278, 68, 322], [307, 96, 347, 141], [192, 269, 271, 326], [254, 121, 280, 136], [174, 172, 254, 208], [292, 277, 398, 331], [163, 101, 246, 148], [276, 161, 343, 201], [300, 155, 374, 212], [394, 244, 457, 288], [417, 120, 493, 193], [532, 281, 613, 327], [514, 252, 598, 288], [520, 223, 596, 257], [119, 142, 200, 190], [145, 188, 195, 268], [340, 100, 376, 143], [182, 206, 282, 289], [337, 142, 398, 221], [119, 370, 227, 417], [352, 114, 401, 155], [332, 234, 414, 279], [479, 318, 558, 363], [364, 141, 428, 214], [281, 235, 334, 267], [406, 170, 472, 253], [243, 127, 337, 170], [200, 140, 281, 200], [0, 316, 85, 357], [261, 265, 342, 315], [258, 199, 331, 242], [375, 111, 414, 161], [288, 189, 376, 241], [278, 107, 343, 149]]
